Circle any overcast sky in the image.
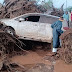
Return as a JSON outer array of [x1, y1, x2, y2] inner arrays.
[[52, 0, 72, 9], [0, 0, 72, 9], [38, 0, 72, 9], [0, 0, 4, 4]]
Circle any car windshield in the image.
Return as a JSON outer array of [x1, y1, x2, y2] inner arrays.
[[15, 15, 40, 22]]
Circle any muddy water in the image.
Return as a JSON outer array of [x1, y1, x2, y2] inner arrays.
[[11, 50, 72, 72], [11, 50, 51, 68], [54, 60, 72, 72]]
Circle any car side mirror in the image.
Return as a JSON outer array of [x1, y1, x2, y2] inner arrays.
[[19, 18, 25, 22]]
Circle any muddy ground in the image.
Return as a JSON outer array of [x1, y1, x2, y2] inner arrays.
[[10, 48, 72, 72], [11, 50, 72, 72], [0, 40, 72, 72]]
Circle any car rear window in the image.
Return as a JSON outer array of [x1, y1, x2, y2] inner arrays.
[[39, 15, 59, 24]]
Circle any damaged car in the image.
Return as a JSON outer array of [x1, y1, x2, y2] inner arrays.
[[0, 13, 66, 44]]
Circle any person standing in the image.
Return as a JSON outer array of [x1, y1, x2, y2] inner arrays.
[[51, 16, 64, 53], [63, 11, 69, 27], [69, 10, 71, 27], [71, 11, 72, 22], [70, 11, 72, 28]]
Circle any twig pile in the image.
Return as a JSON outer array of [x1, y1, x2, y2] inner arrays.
[[59, 28, 72, 64], [0, 0, 41, 19]]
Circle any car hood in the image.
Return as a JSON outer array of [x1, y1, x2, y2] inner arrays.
[[0, 19, 13, 25], [0, 19, 11, 22]]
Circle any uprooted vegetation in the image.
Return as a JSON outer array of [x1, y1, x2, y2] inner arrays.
[[50, 4, 64, 17], [0, 0, 42, 19], [59, 28, 72, 64], [0, 30, 28, 72], [0, 0, 64, 19]]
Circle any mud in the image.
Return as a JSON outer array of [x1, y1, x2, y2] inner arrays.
[[0, 40, 72, 72], [10, 50, 72, 72]]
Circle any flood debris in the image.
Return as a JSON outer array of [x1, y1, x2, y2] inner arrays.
[[50, 4, 64, 17], [0, 0, 41, 19], [0, 30, 28, 72], [0, 0, 65, 19], [59, 28, 72, 64]]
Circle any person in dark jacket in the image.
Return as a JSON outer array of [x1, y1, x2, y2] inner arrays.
[[51, 16, 64, 53]]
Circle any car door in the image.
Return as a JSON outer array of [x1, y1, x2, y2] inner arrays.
[[38, 15, 58, 43], [16, 15, 40, 39], [38, 15, 50, 42]]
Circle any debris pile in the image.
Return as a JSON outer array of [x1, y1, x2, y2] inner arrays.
[[37, 5, 47, 13], [0, 0, 41, 19], [50, 4, 64, 17], [59, 28, 72, 64], [0, 29, 27, 71]]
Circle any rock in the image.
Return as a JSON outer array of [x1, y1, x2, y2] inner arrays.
[[26, 63, 54, 72]]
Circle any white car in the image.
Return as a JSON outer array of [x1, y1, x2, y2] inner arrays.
[[0, 13, 64, 43]]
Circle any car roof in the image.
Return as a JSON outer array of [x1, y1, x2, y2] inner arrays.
[[13, 13, 60, 19]]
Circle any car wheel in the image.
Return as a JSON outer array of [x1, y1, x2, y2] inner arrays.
[[4, 26, 15, 36]]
